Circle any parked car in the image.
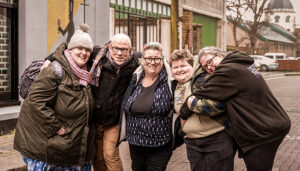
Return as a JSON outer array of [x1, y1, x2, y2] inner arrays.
[[264, 52, 287, 60], [250, 55, 279, 71]]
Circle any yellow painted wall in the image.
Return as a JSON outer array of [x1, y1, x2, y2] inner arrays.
[[47, 0, 83, 53]]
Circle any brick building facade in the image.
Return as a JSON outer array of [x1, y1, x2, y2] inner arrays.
[[0, 0, 17, 105], [295, 28, 300, 57], [0, 14, 11, 94], [179, 0, 226, 55], [181, 10, 193, 52], [0, 0, 226, 112]]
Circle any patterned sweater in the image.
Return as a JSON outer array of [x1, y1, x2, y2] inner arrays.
[[125, 67, 173, 147]]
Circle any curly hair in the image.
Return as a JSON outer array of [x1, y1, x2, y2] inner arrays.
[[169, 49, 194, 67]]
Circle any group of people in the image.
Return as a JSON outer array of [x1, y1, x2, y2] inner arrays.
[[14, 23, 291, 171]]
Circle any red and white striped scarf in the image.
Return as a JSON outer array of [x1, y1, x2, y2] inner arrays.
[[64, 49, 89, 87]]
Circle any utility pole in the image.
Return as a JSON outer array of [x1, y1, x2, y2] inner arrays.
[[171, 0, 179, 52], [81, 0, 89, 23]]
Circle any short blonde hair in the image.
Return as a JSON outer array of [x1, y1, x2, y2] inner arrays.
[[143, 42, 163, 57]]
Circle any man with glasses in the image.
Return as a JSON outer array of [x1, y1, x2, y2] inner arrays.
[[43, 33, 139, 171], [92, 33, 139, 171], [180, 46, 291, 171]]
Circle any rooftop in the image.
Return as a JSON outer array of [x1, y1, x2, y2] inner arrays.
[[267, 0, 294, 10]]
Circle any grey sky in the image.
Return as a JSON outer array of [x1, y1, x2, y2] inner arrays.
[[290, 0, 300, 28]]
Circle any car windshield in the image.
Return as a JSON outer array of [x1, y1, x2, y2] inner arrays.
[[276, 56, 284, 59], [266, 56, 273, 59]]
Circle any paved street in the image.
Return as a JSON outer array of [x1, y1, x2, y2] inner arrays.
[[0, 72, 299, 171]]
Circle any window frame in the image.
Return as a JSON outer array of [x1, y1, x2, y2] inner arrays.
[[286, 16, 290, 23], [275, 15, 280, 23], [0, 0, 20, 107]]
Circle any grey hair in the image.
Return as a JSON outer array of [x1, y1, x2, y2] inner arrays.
[[198, 46, 226, 60], [111, 33, 132, 47]]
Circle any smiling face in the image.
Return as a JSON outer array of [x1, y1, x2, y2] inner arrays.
[[171, 59, 193, 83], [199, 54, 223, 74], [69, 47, 91, 67], [109, 39, 131, 65], [142, 49, 163, 77]]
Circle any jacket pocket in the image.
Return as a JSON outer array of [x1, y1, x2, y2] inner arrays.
[[46, 134, 73, 161], [58, 87, 82, 103]]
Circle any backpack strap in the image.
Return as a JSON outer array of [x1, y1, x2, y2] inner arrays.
[[51, 60, 63, 82]]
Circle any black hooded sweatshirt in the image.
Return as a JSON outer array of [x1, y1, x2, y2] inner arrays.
[[189, 51, 291, 153]]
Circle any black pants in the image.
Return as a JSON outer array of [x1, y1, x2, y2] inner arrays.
[[129, 140, 173, 171], [184, 130, 236, 171], [243, 138, 284, 171]]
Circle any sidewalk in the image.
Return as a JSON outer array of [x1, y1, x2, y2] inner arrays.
[[1, 104, 299, 170], [0, 130, 298, 171], [1, 74, 300, 171]]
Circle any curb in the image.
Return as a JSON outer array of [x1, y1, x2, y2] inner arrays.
[[285, 73, 300, 76], [263, 73, 285, 79]]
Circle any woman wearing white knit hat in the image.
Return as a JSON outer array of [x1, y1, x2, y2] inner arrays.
[[14, 24, 96, 170]]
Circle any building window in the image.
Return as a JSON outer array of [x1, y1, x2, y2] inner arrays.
[[0, 0, 19, 106], [275, 16, 280, 23], [286, 16, 290, 23], [274, 43, 278, 49]]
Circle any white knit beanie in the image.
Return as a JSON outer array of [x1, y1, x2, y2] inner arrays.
[[68, 24, 93, 51]]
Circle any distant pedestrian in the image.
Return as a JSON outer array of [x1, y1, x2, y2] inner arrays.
[[180, 46, 291, 171], [14, 24, 96, 170], [170, 49, 235, 171], [118, 42, 175, 171]]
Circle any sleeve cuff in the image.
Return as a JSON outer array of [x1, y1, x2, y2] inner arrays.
[[190, 97, 198, 111]]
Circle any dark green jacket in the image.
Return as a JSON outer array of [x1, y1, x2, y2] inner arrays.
[[14, 43, 96, 166]]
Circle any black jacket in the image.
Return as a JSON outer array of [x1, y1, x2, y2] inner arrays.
[[189, 51, 291, 153], [92, 47, 139, 127]]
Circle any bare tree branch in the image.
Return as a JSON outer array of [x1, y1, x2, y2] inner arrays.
[[227, 0, 269, 54]]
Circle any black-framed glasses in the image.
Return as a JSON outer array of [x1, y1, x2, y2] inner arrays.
[[202, 55, 217, 70], [111, 46, 129, 54], [143, 57, 162, 64]]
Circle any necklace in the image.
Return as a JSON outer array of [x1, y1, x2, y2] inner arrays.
[[142, 75, 159, 87], [149, 75, 158, 81]]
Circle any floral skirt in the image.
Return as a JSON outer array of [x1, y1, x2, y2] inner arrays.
[[22, 155, 92, 171]]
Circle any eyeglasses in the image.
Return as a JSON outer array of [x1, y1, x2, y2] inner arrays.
[[143, 57, 162, 64], [111, 46, 129, 54], [202, 55, 217, 70]]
